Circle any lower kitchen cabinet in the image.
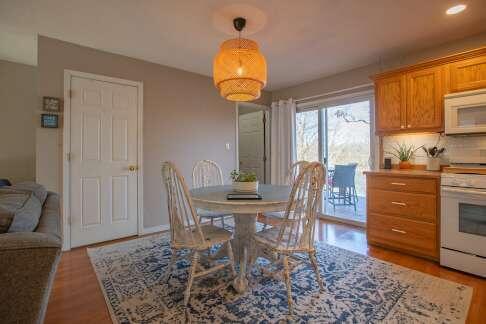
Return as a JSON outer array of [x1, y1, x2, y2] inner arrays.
[[365, 171, 440, 260]]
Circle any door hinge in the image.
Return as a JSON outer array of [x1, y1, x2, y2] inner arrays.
[[263, 155, 267, 162], [263, 114, 266, 124], [66, 152, 71, 162]]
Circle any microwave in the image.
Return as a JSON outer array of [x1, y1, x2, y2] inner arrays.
[[445, 89, 486, 135]]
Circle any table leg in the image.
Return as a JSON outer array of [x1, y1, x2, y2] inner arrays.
[[231, 213, 256, 293]]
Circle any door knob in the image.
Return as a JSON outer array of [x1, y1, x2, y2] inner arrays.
[[128, 165, 138, 172]]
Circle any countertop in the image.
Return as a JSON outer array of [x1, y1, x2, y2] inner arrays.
[[363, 169, 442, 179]]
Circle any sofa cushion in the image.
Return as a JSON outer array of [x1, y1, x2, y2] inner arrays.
[[0, 189, 42, 233], [0, 206, 13, 233], [0, 189, 24, 233], [10, 182, 48, 206]]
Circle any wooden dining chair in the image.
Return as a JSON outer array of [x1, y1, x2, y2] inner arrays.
[[252, 162, 326, 314], [261, 160, 310, 230], [161, 161, 236, 308], [192, 160, 233, 228]]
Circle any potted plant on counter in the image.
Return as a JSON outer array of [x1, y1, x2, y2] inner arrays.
[[230, 170, 258, 193], [386, 143, 423, 169], [422, 143, 445, 171]]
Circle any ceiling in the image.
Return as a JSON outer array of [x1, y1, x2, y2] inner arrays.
[[1, 0, 486, 90]]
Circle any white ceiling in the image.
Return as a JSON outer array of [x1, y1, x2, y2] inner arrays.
[[1, 0, 485, 90]]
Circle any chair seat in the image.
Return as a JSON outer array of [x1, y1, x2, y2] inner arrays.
[[262, 211, 285, 220], [262, 211, 297, 223], [199, 224, 233, 248], [254, 226, 313, 252], [197, 208, 231, 218]]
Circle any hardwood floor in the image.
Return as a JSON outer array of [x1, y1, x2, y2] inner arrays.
[[44, 220, 486, 324]]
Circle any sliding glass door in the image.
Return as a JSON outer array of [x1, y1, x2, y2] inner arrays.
[[296, 97, 372, 225]]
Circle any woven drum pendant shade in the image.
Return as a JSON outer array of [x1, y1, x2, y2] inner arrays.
[[213, 38, 267, 102]]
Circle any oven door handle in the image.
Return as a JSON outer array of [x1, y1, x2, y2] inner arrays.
[[441, 186, 486, 197]]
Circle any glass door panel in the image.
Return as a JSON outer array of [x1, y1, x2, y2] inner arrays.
[[296, 99, 372, 225], [323, 100, 371, 224], [296, 110, 319, 162]]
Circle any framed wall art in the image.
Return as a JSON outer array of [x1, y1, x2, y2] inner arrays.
[[43, 96, 61, 112], [41, 114, 59, 128]]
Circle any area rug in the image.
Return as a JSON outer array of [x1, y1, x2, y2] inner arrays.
[[87, 231, 472, 323]]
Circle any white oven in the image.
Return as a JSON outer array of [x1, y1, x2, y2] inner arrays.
[[445, 89, 486, 135], [441, 173, 486, 277]]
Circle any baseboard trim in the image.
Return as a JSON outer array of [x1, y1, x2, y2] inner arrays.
[[319, 214, 366, 228], [141, 224, 170, 235]]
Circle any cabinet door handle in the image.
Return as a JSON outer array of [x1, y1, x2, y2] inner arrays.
[[390, 182, 406, 186], [400, 125, 405, 129], [391, 228, 407, 234], [407, 124, 411, 128], [391, 201, 407, 206]]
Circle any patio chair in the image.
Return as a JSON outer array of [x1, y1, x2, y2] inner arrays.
[[327, 163, 358, 212]]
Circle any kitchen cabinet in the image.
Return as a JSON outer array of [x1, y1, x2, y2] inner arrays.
[[448, 55, 486, 92], [375, 75, 405, 133], [372, 46, 486, 135], [365, 171, 440, 260], [405, 66, 443, 131], [374, 67, 444, 135]]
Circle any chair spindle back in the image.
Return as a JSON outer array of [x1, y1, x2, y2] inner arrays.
[[162, 161, 204, 248], [192, 160, 224, 189], [287, 161, 310, 186], [278, 162, 325, 250]]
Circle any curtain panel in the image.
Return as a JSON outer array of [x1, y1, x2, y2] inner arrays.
[[270, 99, 296, 185]]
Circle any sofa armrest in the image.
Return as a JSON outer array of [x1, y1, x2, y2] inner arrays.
[[0, 232, 62, 324], [0, 232, 62, 250]]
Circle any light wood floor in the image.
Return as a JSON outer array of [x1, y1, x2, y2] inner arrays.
[[45, 220, 486, 324]]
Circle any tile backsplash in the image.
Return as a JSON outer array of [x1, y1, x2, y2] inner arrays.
[[382, 133, 486, 165]]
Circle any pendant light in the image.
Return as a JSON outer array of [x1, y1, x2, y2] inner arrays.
[[213, 17, 267, 102]]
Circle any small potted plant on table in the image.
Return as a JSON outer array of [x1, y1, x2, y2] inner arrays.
[[230, 170, 258, 193], [386, 143, 423, 169]]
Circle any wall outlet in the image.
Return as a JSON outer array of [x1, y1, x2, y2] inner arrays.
[[225, 143, 231, 150]]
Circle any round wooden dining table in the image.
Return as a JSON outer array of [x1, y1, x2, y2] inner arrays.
[[190, 184, 291, 293]]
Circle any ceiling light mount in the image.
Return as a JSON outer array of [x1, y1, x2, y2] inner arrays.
[[233, 17, 246, 32]]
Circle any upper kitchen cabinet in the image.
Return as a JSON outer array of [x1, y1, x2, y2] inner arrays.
[[375, 75, 405, 133], [374, 67, 443, 135], [448, 56, 486, 92], [372, 46, 486, 135], [405, 66, 443, 131]]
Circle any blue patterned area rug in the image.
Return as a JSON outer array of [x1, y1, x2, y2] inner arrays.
[[87, 232, 472, 323]]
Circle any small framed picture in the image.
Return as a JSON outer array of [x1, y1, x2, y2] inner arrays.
[[41, 114, 59, 128], [43, 96, 61, 112]]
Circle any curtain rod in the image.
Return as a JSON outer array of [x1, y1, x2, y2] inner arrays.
[[294, 82, 374, 103]]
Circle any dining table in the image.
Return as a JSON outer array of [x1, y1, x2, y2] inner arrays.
[[190, 184, 291, 293]]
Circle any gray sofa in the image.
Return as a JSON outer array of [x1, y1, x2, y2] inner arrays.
[[0, 187, 62, 324]]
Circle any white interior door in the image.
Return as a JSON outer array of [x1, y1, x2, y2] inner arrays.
[[69, 75, 139, 248], [239, 111, 265, 182]]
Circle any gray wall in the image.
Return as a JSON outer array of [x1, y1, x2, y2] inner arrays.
[[37, 36, 270, 229], [0, 59, 37, 182], [273, 32, 486, 100]]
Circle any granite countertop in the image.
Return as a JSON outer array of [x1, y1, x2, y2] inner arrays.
[[363, 169, 442, 178]]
